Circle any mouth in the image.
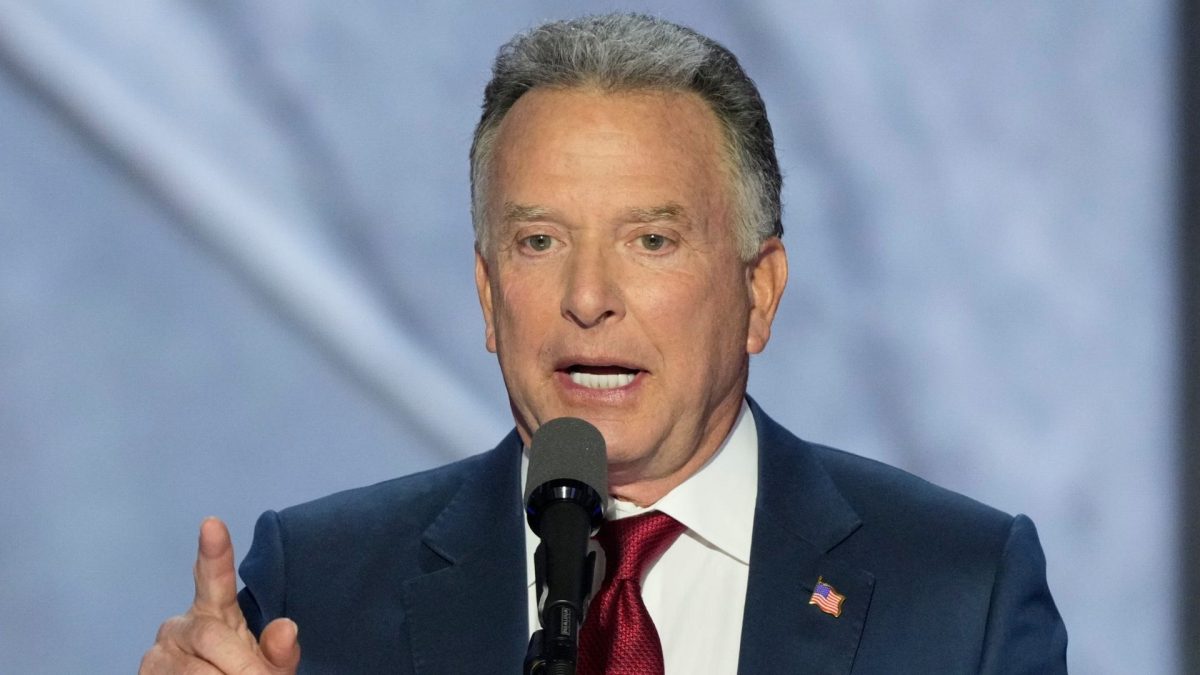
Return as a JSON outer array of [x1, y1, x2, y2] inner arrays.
[[560, 364, 643, 390]]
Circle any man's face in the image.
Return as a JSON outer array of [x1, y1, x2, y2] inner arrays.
[[475, 87, 785, 501]]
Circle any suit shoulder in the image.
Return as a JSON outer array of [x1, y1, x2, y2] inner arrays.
[[811, 442, 1012, 529], [275, 444, 510, 539], [816, 441, 1012, 521], [813, 442, 1006, 512], [750, 400, 1012, 532]]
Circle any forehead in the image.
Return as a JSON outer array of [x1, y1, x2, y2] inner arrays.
[[497, 85, 725, 142], [487, 87, 731, 209]]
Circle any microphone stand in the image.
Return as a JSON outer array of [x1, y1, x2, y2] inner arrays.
[[521, 418, 607, 675], [523, 516, 598, 675]]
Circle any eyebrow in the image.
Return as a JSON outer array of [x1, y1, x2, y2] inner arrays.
[[501, 203, 552, 223], [625, 203, 687, 223], [500, 202, 688, 224]]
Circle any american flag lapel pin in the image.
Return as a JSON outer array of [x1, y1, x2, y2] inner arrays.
[[808, 576, 845, 617]]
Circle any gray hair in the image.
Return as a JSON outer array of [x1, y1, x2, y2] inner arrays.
[[470, 13, 783, 260]]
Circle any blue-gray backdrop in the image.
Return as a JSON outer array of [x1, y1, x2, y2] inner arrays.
[[0, 2, 1178, 673]]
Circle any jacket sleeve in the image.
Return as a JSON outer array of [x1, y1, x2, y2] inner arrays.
[[977, 514, 1069, 674], [236, 509, 288, 638]]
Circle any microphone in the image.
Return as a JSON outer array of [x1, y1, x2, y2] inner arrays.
[[523, 418, 608, 675]]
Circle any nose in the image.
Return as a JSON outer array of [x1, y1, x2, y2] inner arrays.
[[561, 243, 624, 328]]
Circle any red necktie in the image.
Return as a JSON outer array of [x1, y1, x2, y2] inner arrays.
[[577, 511, 687, 675]]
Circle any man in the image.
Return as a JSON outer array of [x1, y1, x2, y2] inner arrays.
[[141, 13, 1067, 674]]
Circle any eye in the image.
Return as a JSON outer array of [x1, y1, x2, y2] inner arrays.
[[522, 234, 555, 252], [638, 233, 669, 251]]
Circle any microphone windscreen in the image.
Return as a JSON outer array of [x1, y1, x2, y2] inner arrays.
[[524, 417, 608, 505]]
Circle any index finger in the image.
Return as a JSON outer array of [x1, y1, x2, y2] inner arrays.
[[191, 517, 243, 624]]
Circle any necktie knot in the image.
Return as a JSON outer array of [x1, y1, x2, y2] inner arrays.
[[597, 511, 687, 582]]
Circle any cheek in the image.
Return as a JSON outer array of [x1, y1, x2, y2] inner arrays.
[[629, 267, 746, 352], [492, 275, 551, 350], [626, 270, 695, 326]]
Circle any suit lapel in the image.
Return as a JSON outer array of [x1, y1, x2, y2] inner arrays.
[[738, 401, 875, 675], [401, 432, 529, 675]]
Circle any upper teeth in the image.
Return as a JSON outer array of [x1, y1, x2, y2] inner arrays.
[[569, 371, 636, 389]]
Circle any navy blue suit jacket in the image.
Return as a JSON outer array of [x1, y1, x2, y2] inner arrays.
[[238, 401, 1067, 673]]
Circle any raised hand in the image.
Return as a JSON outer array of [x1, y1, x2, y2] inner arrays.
[[139, 518, 301, 674]]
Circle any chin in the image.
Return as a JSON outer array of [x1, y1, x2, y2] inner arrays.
[[583, 420, 638, 451]]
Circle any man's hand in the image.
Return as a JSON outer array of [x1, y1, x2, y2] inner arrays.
[[139, 517, 301, 674]]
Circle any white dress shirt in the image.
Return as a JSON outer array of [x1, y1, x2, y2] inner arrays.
[[524, 401, 759, 674]]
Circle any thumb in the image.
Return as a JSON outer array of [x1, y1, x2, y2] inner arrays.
[[260, 617, 301, 672]]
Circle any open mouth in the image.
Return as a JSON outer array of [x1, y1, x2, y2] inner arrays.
[[564, 364, 641, 390]]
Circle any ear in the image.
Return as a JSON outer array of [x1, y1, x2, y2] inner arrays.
[[745, 237, 788, 355], [474, 248, 498, 353]]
